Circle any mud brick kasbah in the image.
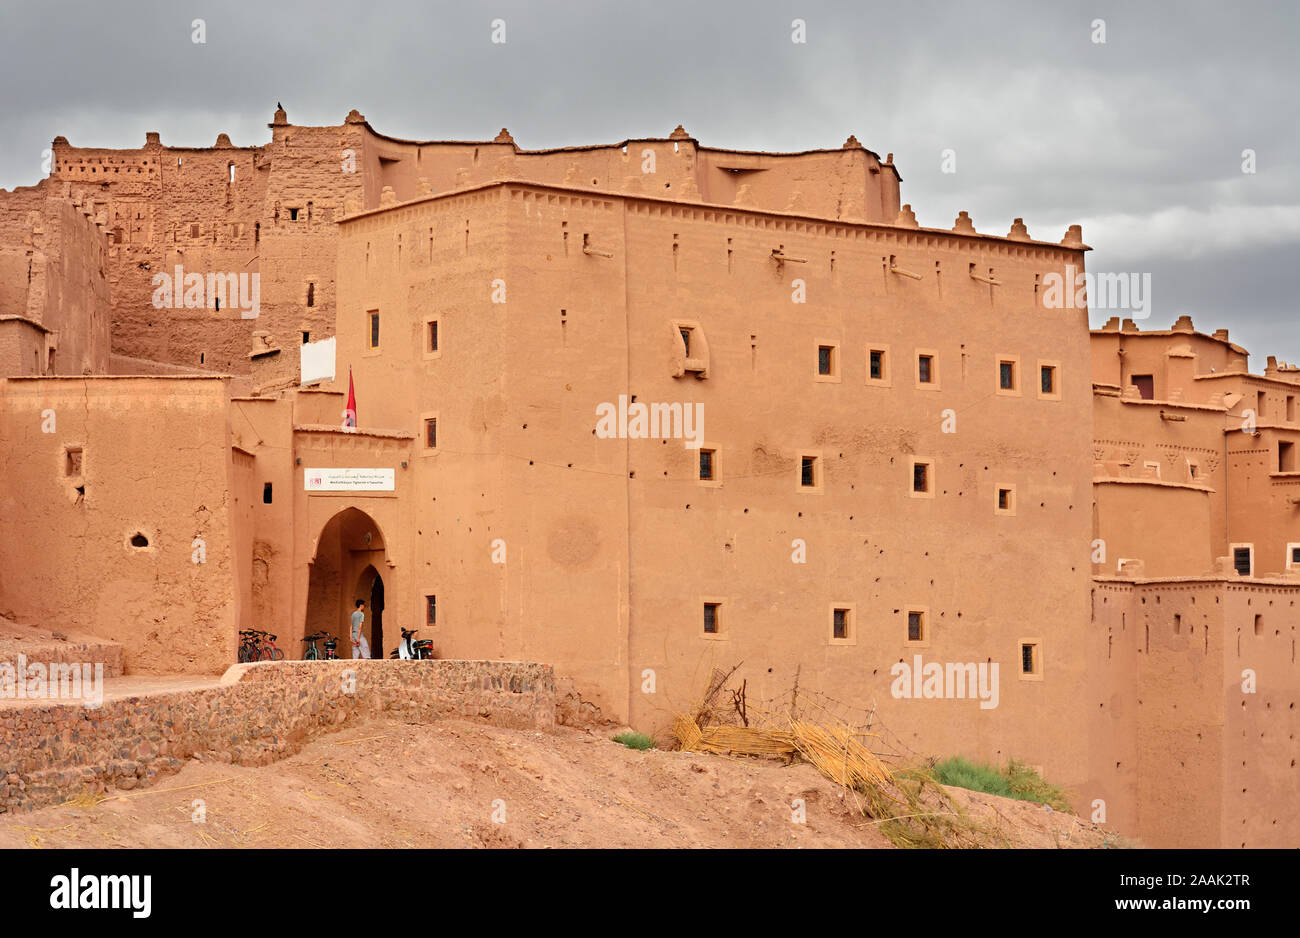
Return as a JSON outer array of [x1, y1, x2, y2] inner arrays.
[[0, 107, 1295, 848]]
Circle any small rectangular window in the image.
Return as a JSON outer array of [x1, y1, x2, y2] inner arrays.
[[908, 611, 924, 642], [306, 282, 315, 307], [1131, 374, 1154, 400], [429, 320, 439, 352], [425, 418, 437, 449], [289, 207, 300, 221], [818, 345, 834, 376], [913, 462, 929, 493], [1041, 365, 1056, 394], [65, 446, 83, 476], [998, 488, 1011, 510], [1292, 546, 1300, 565], [301, 331, 310, 344], [426, 595, 437, 625], [1233, 547, 1253, 576], [699, 448, 715, 481], [870, 349, 885, 381], [833, 608, 849, 640], [999, 360, 1016, 390], [680, 327, 692, 358], [918, 354, 933, 384], [368, 310, 380, 349], [1021, 643, 1039, 675], [262, 482, 272, 504], [801, 456, 817, 488], [1254, 614, 1262, 636], [1279, 441, 1295, 472], [703, 602, 720, 634]]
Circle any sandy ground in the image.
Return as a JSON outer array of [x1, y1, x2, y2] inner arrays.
[[0, 716, 1123, 849]]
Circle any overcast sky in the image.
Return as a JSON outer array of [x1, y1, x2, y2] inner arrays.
[[2, 0, 1295, 358]]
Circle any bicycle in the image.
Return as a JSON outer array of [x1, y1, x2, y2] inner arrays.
[[238, 629, 257, 663], [302, 631, 339, 661], [302, 631, 324, 661], [258, 631, 284, 661], [239, 629, 284, 662]]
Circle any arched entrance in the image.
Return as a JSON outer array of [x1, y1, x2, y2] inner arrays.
[[305, 507, 390, 658], [357, 564, 385, 659]]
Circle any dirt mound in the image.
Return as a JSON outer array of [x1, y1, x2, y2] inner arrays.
[[0, 717, 1122, 849]]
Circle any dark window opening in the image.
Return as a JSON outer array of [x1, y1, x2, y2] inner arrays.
[[908, 611, 923, 642], [703, 602, 720, 634], [302, 331, 310, 344], [1254, 614, 1263, 636], [998, 488, 1011, 510], [918, 354, 933, 384], [1021, 643, 1037, 674], [306, 282, 315, 307], [429, 320, 439, 352], [999, 361, 1016, 390], [426, 595, 437, 625], [870, 349, 885, 380], [289, 207, 299, 221], [680, 328, 692, 358], [818, 345, 834, 376], [1234, 547, 1252, 576], [801, 456, 817, 488], [699, 449, 715, 481], [1292, 546, 1300, 565], [1279, 441, 1295, 472], [130, 533, 149, 548], [369, 311, 380, 349], [262, 482, 272, 504], [425, 418, 437, 448], [1131, 374, 1154, 400], [913, 462, 929, 493], [1041, 365, 1056, 394], [833, 608, 849, 640]]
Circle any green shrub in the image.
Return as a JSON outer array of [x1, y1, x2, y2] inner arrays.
[[932, 756, 1071, 812], [613, 731, 657, 751]]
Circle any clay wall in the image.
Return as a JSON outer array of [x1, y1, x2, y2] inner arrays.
[[0, 376, 237, 672]]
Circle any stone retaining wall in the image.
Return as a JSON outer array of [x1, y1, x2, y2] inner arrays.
[[0, 658, 554, 813], [0, 640, 125, 678]]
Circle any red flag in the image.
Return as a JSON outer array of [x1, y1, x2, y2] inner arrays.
[[342, 366, 357, 430]]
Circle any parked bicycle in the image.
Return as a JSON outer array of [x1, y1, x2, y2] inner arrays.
[[302, 631, 340, 661], [238, 629, 284, 662]]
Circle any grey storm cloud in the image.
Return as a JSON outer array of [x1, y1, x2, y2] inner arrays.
[[2, 0, 1295, 356]]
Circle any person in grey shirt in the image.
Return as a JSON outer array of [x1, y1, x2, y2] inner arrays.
[[350, 599, 369, 659]]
